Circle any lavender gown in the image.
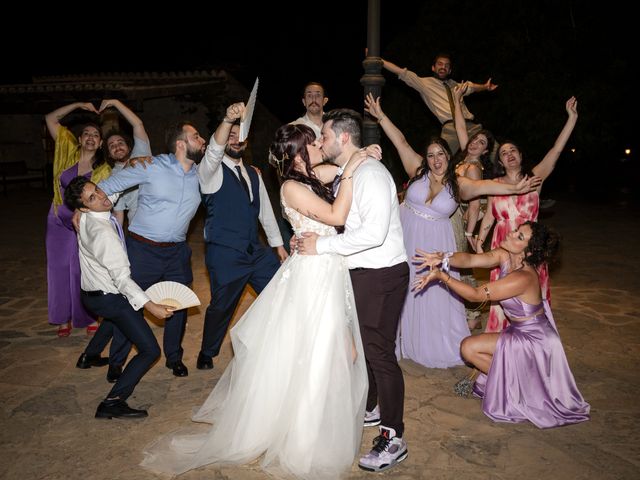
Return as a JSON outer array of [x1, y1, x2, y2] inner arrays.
[[396, 176, 469, 368], [473, 294, 590, 428], [46, 164, 96, 327]]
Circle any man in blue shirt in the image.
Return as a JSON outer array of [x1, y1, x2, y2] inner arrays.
[[99, 121, 205, 377]]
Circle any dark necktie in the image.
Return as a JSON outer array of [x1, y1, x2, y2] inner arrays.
[[443, 81, 457, 128], [109, 215, 126, 251], [235, 165, 251, 198], [331, 173, 341, 197], [331, 166, 345, 197]]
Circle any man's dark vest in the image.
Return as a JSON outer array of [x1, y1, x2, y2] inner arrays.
[[202, 163, 261, 253]]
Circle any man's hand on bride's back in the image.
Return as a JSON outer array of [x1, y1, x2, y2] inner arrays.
[[296, 232, 319, 255]]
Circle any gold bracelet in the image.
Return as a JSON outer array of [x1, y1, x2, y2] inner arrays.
[[444, 273, 452, 284], [341, 175, 354, 181], [470, 284, 492, 312], [483, 284, 490, 299]]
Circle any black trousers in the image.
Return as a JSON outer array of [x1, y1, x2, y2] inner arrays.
[[201, 242, 280, 358], [350, 261, 409, 437], [82, 292, 160, 401], [119, 237, 192, 364]]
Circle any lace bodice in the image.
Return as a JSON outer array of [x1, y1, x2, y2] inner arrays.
[[281, 185, 337, 237]]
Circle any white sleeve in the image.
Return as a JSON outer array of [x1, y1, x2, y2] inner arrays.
[[316, 168, 391, 256], [89, 227, 149, 310], [257, 174, 284, 247], [198, 138, 225, 194]]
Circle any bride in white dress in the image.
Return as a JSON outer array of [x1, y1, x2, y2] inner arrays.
[[141, 124, 371, 479]]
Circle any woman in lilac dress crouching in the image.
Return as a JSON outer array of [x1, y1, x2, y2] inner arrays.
[[413, 221, 590, 428]]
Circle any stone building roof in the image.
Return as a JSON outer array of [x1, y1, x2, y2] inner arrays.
[[0, 70, 229, 114]]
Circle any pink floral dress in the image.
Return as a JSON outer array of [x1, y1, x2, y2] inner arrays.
[[485, 184, 549, 332]]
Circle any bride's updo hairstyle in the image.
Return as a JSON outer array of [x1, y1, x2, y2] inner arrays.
[[269, 124, 335, 204]]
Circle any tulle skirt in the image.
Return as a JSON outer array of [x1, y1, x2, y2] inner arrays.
[[141, 252, 368, 478]]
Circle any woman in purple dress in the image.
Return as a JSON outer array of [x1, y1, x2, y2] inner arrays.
[[364, 94, 541, 369], [45, 102, 112, 337], [413, 221, 590, 428]]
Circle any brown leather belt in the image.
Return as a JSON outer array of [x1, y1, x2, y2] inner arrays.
[[128, 231, 177, 247]]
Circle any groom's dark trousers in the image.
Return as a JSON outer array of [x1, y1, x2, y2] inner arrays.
[[350, 261, 409, 437]]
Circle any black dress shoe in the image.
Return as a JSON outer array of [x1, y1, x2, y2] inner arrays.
[[76, 352, 109, 369], [95, 399, 148, 419], [196, 352, 213, 370], [166, 360, 188, 377], [106, 364, 123, 383]]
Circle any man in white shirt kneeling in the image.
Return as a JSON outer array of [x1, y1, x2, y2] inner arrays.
[[64, 176, 174, 419]]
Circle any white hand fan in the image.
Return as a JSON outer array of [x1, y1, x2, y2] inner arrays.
[[145, 281, 201, 310], [239, 77, 259, 142]]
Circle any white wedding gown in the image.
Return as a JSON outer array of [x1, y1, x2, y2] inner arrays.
[[141, 188, 368, 479]]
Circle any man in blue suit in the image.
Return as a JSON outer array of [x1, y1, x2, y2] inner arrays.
[[197, 102, 288, 370]]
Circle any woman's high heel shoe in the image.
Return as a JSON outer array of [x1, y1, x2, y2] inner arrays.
[[57, 323, 72, 337], [86, 324, 98, 336]]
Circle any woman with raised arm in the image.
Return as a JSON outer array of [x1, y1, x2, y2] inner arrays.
[[45, 102, 111, 337], [450, 82, 496, 252], [451, 83, 496, 328], [364, 93, 540, 368], [413, 221, 590, 428], [476, 97, 578, 333], [142, 124, 374, 479]]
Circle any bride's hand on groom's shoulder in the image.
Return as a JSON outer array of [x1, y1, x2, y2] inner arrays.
[[346, 144, 381, 174], [364, 144, 382, 161]]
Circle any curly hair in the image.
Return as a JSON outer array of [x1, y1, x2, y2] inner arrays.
[[103, 129, 134, 167], [523, 221, 561, 268]]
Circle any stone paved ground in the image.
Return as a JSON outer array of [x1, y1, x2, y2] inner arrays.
[[1, 188, 638, 480]]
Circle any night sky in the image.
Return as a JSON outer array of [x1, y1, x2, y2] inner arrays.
[[4, 2, 419, 123], [2, 1, 634, 170]]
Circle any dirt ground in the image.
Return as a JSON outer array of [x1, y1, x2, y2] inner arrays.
[[1, 188, 638, 479]]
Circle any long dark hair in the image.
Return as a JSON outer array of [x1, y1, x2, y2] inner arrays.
[[269, 124, 335, 205], [75, 122, 106, 169], [453, 129, 496, 179], [493, 139, 534, 179], [409, 137, 460, 202]]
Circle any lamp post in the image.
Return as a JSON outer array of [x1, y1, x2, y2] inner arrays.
[[361, 0, 384, 146]]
